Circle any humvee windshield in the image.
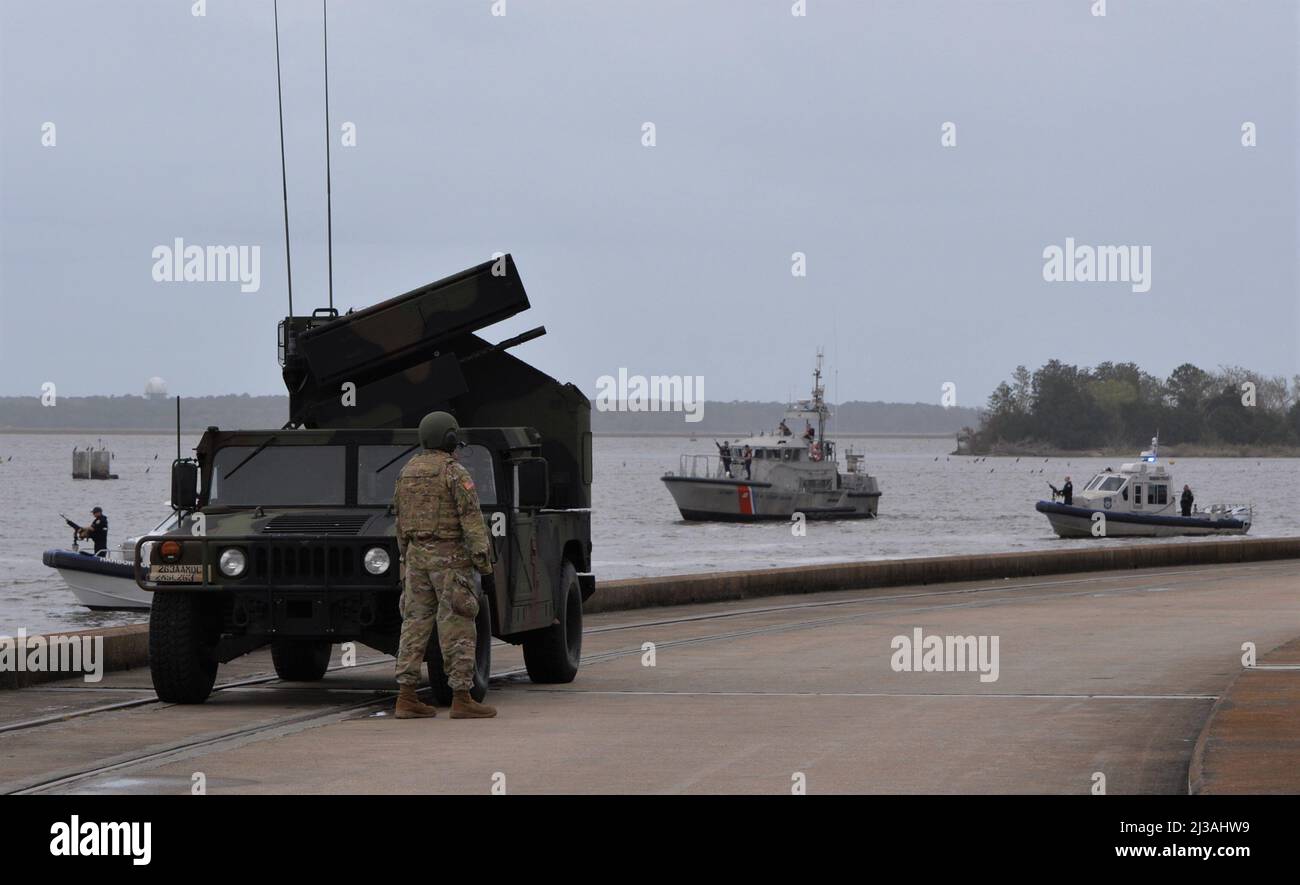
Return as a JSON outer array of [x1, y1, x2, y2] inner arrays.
[[210, 445, 347, 505], [207, 442, 497, 508], [358, 444, 497, 506]]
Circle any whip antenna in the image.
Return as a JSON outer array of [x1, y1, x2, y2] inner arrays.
[[322, 0, 334, 311], [273, 0, 294, 315]]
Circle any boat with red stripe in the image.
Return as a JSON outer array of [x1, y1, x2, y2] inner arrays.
[[661, 355, 881, 522]]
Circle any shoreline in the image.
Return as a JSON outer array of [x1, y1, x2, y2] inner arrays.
[[1, 428, 961, 439], [959, 443, 1300, 459]]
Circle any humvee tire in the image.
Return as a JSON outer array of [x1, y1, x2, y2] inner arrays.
[[149, 593, 220, 704], [523, 561, 582, 684], [426, 597, 492, 706], [271, 639, 332, 682]]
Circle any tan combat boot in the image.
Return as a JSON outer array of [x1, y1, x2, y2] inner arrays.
[[394, 684, 438, 719], [450, 690, 497, 719]]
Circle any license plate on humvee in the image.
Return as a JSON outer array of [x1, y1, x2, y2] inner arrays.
[[149, 564, 202, 583]]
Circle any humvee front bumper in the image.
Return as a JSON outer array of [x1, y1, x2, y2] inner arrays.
[[134, 534, 402, 636]]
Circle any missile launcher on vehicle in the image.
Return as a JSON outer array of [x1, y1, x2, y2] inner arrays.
[[139, 256, 594, 704]]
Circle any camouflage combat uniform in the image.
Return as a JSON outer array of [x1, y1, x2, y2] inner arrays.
[[393, 450, 492, 690]]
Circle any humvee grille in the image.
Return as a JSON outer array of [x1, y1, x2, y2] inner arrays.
[[262, 514, 372, 535], [251, 543, 359, 581]]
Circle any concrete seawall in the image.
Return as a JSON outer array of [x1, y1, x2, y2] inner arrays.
[[6, 536, 1299, 689], [0, 624, 148, 690], [586, 536, 1300, 613]]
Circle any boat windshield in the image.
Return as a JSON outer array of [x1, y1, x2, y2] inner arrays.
[[150, 512, 180, 534], [1090, 475, 1125, 492]]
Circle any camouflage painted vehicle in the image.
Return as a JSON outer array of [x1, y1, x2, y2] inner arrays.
[[137, 256, 594, 704]]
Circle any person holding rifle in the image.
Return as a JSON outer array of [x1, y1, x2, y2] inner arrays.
[[62, 507, 109, 555], [1047, 477, 1073, 506]]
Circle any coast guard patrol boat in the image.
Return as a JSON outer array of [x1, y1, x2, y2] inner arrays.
[[661, 357, 881, 521], [1035, 437, 1252, 538]]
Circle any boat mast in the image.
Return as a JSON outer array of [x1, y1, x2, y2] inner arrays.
[[813, 348, 826, 441]]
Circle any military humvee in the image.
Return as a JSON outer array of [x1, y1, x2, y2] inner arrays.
[[137, 256, 594, 704]]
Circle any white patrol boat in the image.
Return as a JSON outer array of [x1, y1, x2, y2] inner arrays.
[[41, 513, 178, 611], [1035, 437, 1252, 538], [661, 356, 881, 521]]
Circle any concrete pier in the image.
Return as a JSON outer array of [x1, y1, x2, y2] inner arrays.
[[3, 549, 1299, 794], [9, 536, 1298, 692]]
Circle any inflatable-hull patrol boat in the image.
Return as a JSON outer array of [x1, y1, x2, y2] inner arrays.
[[1035, 439, 1251, 538], [661, 355, 881, 522], [42, 513, 178, 611]]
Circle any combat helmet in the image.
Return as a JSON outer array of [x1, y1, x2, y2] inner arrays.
[[418, 411, 459, 452]]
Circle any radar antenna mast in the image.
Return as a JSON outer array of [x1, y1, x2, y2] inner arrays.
[[813, 348, 827, 441]]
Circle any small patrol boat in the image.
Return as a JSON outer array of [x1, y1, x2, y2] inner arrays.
[[661, 356, 881, 521], [42, 513, 177, 611], [1035, 437, 1252, 538]]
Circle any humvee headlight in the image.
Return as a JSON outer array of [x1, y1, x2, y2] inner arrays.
[[364, 547, 390, 575], [219, 548, 247, 577], [160, 540, 183, 563]]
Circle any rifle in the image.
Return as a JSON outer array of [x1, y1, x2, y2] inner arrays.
[[60, 513, 83, 551]]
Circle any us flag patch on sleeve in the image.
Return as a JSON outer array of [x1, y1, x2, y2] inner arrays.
[[462, 478, 475, 491]]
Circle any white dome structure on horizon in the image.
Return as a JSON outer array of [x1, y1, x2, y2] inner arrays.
[[144, 377, 168, 399]]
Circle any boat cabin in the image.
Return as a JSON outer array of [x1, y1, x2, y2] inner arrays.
[[1071, 442, 1175, 516]]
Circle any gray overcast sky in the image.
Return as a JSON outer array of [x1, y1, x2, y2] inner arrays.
[[1, 0, 1295, 406]]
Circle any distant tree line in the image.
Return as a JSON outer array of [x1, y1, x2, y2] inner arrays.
[[970, 361, 1300, 451], [0, 394, 980, 436], [592, 400, 980, 435]]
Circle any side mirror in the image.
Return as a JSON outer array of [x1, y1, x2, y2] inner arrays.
[[171, 459, 199, 511], [515, 459, 549, 510]]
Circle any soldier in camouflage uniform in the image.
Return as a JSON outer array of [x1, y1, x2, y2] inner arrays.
[[393, 411, 497, 719]]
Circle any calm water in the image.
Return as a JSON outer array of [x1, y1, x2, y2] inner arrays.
[[2, 432, 1296, 634]]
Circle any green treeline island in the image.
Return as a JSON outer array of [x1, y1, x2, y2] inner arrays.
[[966, 361, 1300, 456]]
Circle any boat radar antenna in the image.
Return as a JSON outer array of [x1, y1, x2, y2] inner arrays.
[[1143, 433, 1159, 463], [813, 348, 827, 441]]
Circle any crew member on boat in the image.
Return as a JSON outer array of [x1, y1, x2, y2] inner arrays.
[[80, 506, 109, 556], [778, 419, 791, 436], [742, 445, 753, 479], [1181, 484, 1194, 517], [802, 421, 815, 441], [1062, 477, 1072, 506], [715, 440, 733, 478]]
